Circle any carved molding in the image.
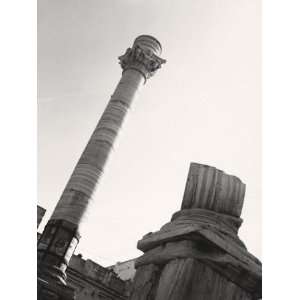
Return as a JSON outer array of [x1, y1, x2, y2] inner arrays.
[[119, 45, 166, 80]]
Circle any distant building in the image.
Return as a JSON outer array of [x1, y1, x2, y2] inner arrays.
[[67, 254, 133, 300], [37, 205, 135, 299], [108, 260, 136, 282]]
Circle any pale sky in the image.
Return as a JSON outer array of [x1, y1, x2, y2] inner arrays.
[[38, 0, 261, 266]]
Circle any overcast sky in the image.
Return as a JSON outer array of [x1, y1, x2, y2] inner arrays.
[[38, 0, 261, 266]]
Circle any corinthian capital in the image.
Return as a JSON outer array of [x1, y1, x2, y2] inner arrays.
[[118, 35, 166, 81]]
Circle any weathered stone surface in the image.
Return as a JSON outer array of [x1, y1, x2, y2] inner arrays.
[[37, 277, 75, 300], [66, 254, 129, 300], [155, 258, 254, 300], [181, 163, 246, 217], [136, 238, 260, 296], [130, 264, 161, 300], [129, 163, 262, 300]]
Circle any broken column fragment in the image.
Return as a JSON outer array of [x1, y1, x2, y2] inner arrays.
[[130, 163, 262, 300]]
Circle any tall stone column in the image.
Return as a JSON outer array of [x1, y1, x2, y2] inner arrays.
[[37, 35, 165, 293]]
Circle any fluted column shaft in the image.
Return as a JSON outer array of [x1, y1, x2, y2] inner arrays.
[[37, 35, 165, 287], [52, 69, 144, 225]]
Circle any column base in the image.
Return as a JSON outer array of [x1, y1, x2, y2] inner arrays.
[[37, 219, 80, 285], [37, 277, 75, 300], [38, 261, 68, 285]]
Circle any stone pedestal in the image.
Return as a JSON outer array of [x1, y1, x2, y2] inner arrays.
[[130, 163, 262, 300], [37, 277, 75, 300]]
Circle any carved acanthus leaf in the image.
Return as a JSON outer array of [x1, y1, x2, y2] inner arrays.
[[118, 45, 166, 79]]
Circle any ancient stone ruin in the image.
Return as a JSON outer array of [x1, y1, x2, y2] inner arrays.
[[37, 35, 262, 300], [130, 163, 262, 300]]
